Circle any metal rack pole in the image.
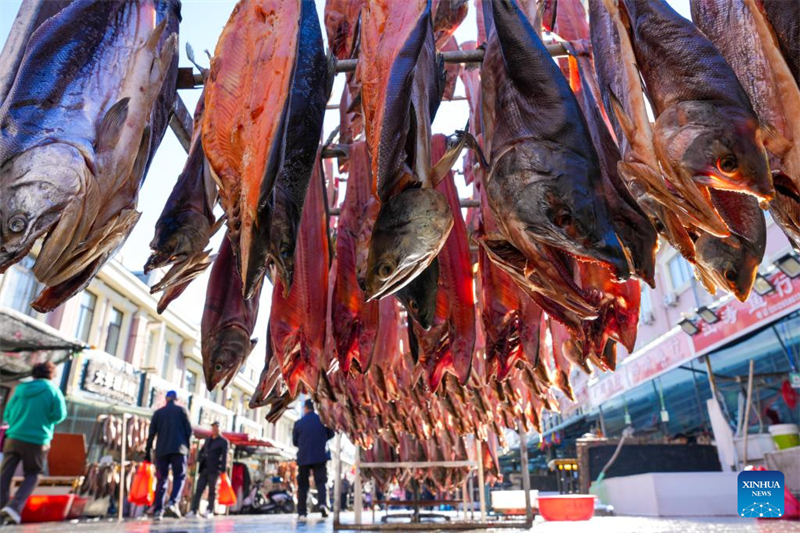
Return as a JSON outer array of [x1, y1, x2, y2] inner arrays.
[[519, 428, 533, 527], [354, 448, 363, 525], [333, 433, 343, 526], [119, 413, 130, 521], [475, 439, 486, 524]]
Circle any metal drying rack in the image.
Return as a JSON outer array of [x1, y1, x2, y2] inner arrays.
[[331, 425, 534, 531]]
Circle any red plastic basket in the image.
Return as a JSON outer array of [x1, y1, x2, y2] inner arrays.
[[21, 495, 76, 523], [537, 495, 595, 521]]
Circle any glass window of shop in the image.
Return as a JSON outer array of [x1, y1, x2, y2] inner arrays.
[[185, 369, 197, 393], [640, 284, 654, 324], [1, 256, 41, 316], [594, 311, 800, 440], [705, 311, 799, 430], [104, 307, 123, 355], [668, 255, 694, 293], [75, 292, 97, 342], [161, 340, 173, 378]]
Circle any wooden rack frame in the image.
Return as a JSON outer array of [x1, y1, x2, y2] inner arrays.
[[332, 427, 533, 531]]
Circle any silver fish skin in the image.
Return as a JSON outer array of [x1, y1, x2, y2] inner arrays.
[[0, 0, 177, 311]]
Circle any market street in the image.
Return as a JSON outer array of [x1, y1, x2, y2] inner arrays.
[[1, 514, 799, 533]]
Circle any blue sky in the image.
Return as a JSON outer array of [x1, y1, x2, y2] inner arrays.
[[0, 0, 691, 348]]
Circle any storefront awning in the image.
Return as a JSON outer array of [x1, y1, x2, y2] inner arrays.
[[1, 306, 87, 381], [193, 427, 276, 448]]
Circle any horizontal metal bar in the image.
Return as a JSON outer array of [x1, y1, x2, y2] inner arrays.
[[176, 43, 569, 89], [326, 95, 468, 110], [329, 197, 477, 217], [360, 460, 476, 468], [336, 43, 566, 73], [334, 520, 533, 531]]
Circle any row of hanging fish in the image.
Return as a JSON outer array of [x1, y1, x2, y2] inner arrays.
[[3, 0, 799, 473], [238, 0, 800, 473]]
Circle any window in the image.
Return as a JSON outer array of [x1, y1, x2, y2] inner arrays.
[[668, 255, 693, 293], [144, 330, 158, 368], [104, 307, 123, 355], [1, 256, 41, 316], [185, 370, 197, 393], [161, 341, 173, 378], [75, 292, 97, 342], [640, 284, 654, 324]]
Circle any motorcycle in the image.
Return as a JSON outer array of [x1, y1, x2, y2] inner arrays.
[[240, 477, 296, 514]]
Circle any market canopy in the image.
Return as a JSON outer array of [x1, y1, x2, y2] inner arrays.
[[0, 306, 87, 381], [193, 427, 277, 449]]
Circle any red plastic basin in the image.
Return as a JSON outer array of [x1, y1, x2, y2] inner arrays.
[[537, 495, 595, 521], [21, 495, 75, 523]]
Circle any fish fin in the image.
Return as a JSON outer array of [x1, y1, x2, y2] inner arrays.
[[96, 98, 130, 153], [762, 123, 793, 158], [607, 89, 637, 147], [325, 49, 337, 101], [145, 18, 168, 53], [434, 51, 447, 116], [463, 130, 490, 172], [346, 90, 362, 114], [186, 42, 209, 80], [430, 123, 469, 187], [209, 214, 227, 236], [542, 0, 558, 33], [693, 263, 718, 296], [131, 126, 152, 186]]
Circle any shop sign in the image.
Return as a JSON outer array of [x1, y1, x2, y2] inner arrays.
[[692, 271, 800, 355], [587, 331, 695, 408], [790, 372, 800, 389], [82, 351, 140, 404]]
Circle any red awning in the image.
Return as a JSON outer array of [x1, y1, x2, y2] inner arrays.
[[193, 428, 275, 448]]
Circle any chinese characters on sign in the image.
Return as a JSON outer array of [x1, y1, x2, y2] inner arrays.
[[82, 356, 140, 404], [587, 331, 695, 408], [692, 272, 800, 354]]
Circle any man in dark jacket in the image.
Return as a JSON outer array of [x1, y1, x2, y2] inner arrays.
[[145, 391, 192, 520], [293, 399, 334, 519], [187, 421, 229, 518], [0, 362, 66, 525]]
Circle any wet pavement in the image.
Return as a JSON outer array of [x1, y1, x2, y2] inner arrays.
[[1, 513, 799, 532]]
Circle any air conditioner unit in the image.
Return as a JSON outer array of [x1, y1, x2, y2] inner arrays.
[[663, 291, 678, 307], [641, 311, 655, 325]]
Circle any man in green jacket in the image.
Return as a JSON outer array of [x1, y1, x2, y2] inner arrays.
[[0, 362, 67, 525]]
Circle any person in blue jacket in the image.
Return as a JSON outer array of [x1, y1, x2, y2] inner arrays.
[[293, 399, 334, 519], [145, 391, 192, 520], [0, 362, 67, 525]]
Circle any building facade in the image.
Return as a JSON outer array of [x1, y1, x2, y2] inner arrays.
[[531, 215, 800, 471], [0, 254, 298, 455]]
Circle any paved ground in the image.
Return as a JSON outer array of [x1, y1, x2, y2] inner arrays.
[[1, 512, 799, 533]]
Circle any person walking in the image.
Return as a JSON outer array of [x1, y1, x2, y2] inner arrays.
[[293, 399, 334, 519], [186, 421, 229, 518], [145, 390, 192, 520], [0, 362, 66, 525]]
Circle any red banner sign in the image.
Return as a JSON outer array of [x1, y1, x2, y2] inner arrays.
[[692, 271, 800, 354], [588, 331, 694, 407]]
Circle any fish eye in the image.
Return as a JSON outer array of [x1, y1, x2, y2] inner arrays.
[[717, 155, 738, 176], [408, 300, 419, 313], [553, 210, 573, 229], [214, 363, 223, 372], [8, 214, 26, 234], [724, 269, 737, 282], [377, 261, 395, 280]]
